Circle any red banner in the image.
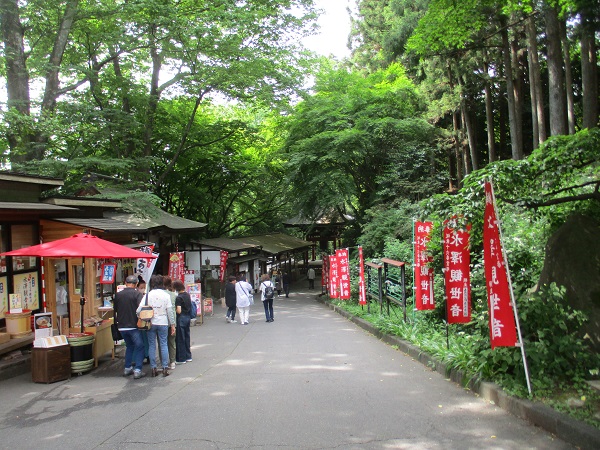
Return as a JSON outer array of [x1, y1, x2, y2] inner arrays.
[[443, 220, 471, 323], [219, 250, 228, 282], [168, 252, 185, 282], [358, 246, 367, 305], [322, 253, 328, 293], [414, 221, 435, 310], [483, 181, 518, 348], [329, 255, 339, 299], [336, 249, 351, 300]]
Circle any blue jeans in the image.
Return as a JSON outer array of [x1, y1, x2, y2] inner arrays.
[[176, 315, 191, 362], [263, 299, 274, 321], [147, 325, 169, 369], [120, 328, 144, 370], [226, 306, 236, 320]]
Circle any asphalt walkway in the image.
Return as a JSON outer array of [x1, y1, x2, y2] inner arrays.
[[0, 282, 580, 449]]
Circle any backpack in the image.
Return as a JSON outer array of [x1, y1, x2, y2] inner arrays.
[[263, 283, 275, 300], [189, 299, 198, 318]]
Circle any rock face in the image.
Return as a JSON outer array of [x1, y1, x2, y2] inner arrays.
[[537, 215, 600, 352]]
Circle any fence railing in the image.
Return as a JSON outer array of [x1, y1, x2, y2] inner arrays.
[[365, 258, 408, 321]]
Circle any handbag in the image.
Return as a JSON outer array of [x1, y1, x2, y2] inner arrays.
[[137, 292, 153, 330]]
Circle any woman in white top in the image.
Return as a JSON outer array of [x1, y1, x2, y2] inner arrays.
[[138, 275, 175, 377], [235, 274, 253, 325], [259, 274, 275, 322]]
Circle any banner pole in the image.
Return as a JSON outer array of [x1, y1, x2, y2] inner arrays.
[[489, 179, 532, 395]]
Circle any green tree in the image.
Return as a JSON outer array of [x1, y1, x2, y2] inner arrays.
[[282, 63, 442, 242]]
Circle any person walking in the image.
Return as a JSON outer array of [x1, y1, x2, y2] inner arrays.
[[163, 276, 177, 370], [225, 275, 237, 323], [139, 275, 175, 377], [173, 279, 193, 364], [307, 267, 316, 290], [235, 274, 253, 325], [113, 275, 146, 379], [259, 274, 275, 322], [282, 272, 291, 298]]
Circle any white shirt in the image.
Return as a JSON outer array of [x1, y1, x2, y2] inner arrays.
[[138, 288, 173, 326], [235, 280, 253, 307], [260, 280, 274, 301]]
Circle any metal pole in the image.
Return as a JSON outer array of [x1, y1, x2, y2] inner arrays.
[[489, 180, 532, 395], [80, 256, 86, 333]]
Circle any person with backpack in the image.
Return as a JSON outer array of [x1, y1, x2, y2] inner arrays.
[[173, 279, 193, 364], [260, 273, 276, 323], [235, 273, 253, 325]]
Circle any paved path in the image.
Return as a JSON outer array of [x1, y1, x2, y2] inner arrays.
[[0, 283, 572, 449]]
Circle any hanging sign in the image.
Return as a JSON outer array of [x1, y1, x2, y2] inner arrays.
[[483, 181, 518, 348], [358, 246, 367, 305], [336, 248, 351, 300], [219, 251, 228, 282], [329, 254, 339, 299], [168, 252, 185, 282], [414, 221, 435, 310], [443, 219, 471, 323], [135, 244, 156, 283], [322, 253, 328, 293], [100, 263, 116, 284]]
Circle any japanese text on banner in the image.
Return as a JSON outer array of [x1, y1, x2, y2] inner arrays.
[[414, 221, 435, 310], [329, 255, 339, 299], [219, 251, 228, 282], [443, 220, 471, 323], [483, 182, 518, 348], [335, 249, 351, 300], [168, 252, 185, 282], [358, 246, 367, 305]]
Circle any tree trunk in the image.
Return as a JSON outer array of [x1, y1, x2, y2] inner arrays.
[[482, 49, 496, 162], [526, 14, 547, 147], [452, 112, 464, 183], [580, 7, 598, 129], [510, 23, 524, 157], [500, 17, 523, 160], [41, 0, 80, 114], [143, 26, 162, 160], [545, 5, 568, 136], [458, 76, 479, 171], [559, 18, 576, 134], [1, 0, 31, 157], [111, 50, 137, 158]]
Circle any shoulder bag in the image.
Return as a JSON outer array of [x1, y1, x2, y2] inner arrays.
[[137, 292, 153, 330]]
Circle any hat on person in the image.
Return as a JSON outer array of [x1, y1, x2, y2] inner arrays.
[[125, 275, 138, 284]]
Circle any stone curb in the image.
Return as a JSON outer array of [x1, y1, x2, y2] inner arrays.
[[320, 297, 600, 450]]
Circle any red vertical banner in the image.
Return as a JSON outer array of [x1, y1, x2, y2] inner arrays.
[[443, 220, 471, 323], [219, 250, 228, 282], [168, 252, 185, 282], [336, 249, 351, 300], [414, 221, 435, 310], [483, 181, 518, 349], [329, 255, 339, 299], [358, 246, 367, 305], [322, 253, 328, 293]]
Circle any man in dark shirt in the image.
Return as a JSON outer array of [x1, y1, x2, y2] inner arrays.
[[113, 275, 145, 379]]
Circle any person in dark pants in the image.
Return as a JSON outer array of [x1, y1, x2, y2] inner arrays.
[[307, 267, 316, 289], [113, 275, 145, 379], [225, 275, 237, 323], [282, 272, 291, 298], [173, 279, 192, 364]]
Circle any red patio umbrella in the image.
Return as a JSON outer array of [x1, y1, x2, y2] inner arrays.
[[1, 233, 157, 332]]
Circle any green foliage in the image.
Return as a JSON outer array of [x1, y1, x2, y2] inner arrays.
[[282, 63, 442, 240]]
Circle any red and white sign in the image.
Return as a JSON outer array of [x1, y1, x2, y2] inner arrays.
[[219, 250, 228, 282], [443, 220, 471, 323], [483, 181, 518, 348], [414, 221, 435, 310], [135, 244, 156, 283], [168, 252, 185, 282], [336, 248, 351, 300], [358, 246, 367, 305], [322, 254, 328, 293], [329, 254, 339, 299]]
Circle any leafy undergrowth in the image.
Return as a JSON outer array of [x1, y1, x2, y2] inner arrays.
[[329, 299, 600, 429]]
